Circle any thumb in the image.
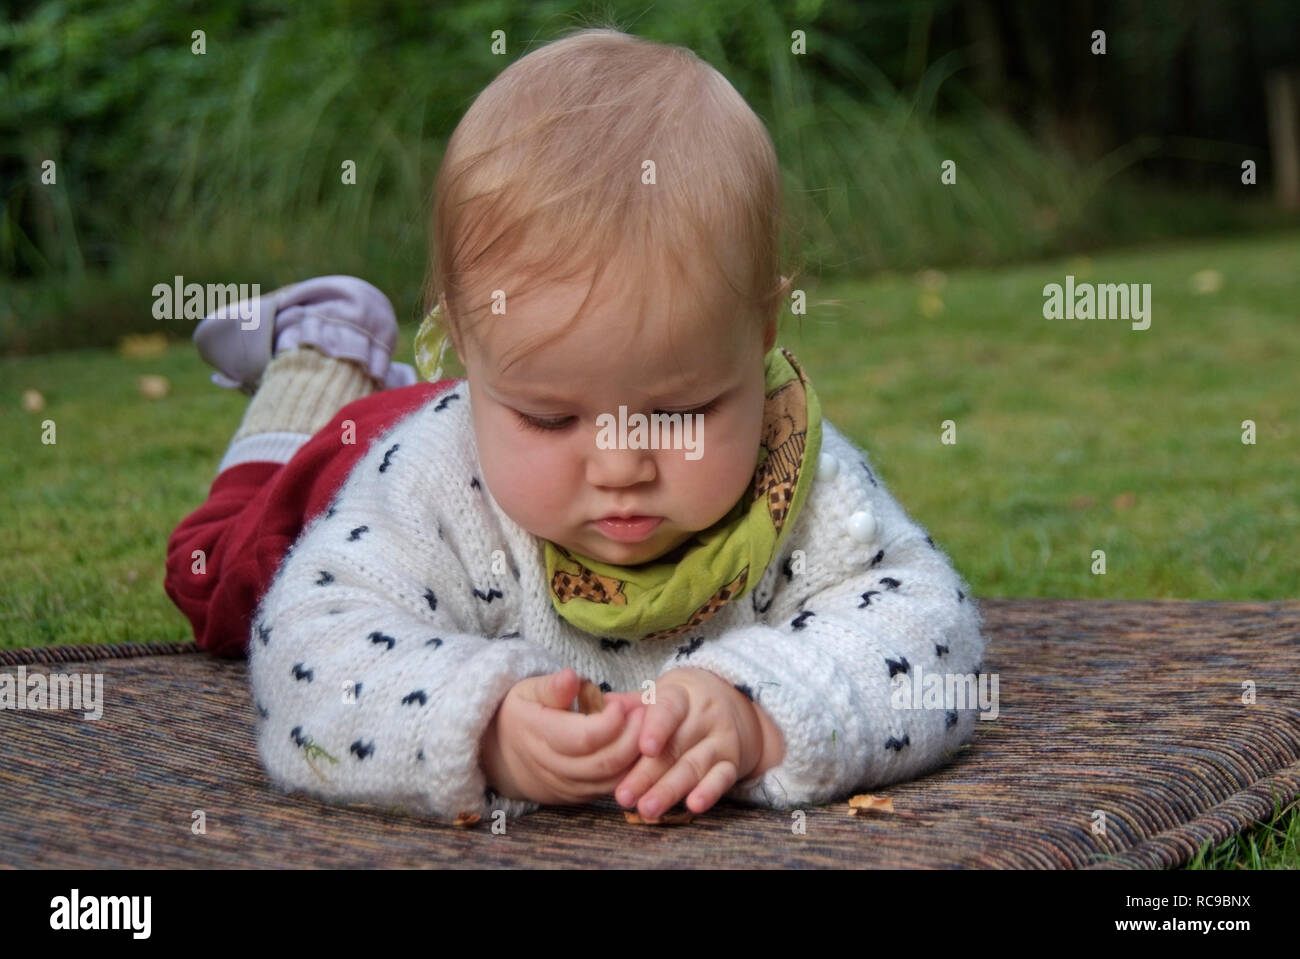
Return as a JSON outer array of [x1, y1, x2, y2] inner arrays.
[[536, 667, 580, 710]]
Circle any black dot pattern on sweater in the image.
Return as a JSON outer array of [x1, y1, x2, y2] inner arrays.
[[925, 535, 936, 549], [858, 590, 881, 608], [256, 703, 269, 719], [675, 635, 704, 659], [945, 710, 958, 729], [498, 630, 521, 639], [598, 681, 612, 693], [600, 637, 630, 652], [292, 663, 313, 682], [884, 734, 910, 752], [257, 621, 271, 646], [935, 643, 949, 657], [791, 610, 816, 630], [781, 556, 795, 580], [472, 586, 503, 603], [369, 631, 396, 650], [424, 588, 437, 612], [350, 740, 375, 759], [290, 726, 308, 747], [402, 690, 428, 706], [957, 588, 965, 602], [879, 576, 902, 590], [378, 443, 400, 473], [348, 525, 369, 541], [885, 655, 910, 678], [859, 459, 879, 487], [352, 682, 363, 699], [734, 683, 754, 702], [470, 476, 481, 490], [315, 570, 334, 586], [433, 391, 460, 412], [868, 549, 885, 568], [426, 637, 443, 649]]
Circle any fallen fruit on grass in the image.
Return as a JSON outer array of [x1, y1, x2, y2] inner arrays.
[[22, 389, 45, 412], [138, 374, 171, 399], [118, 332, 168, 359]]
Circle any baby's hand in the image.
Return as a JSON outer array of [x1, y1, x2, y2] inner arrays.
[[612, 667, 764, 820], [481, 668, 647, 807]]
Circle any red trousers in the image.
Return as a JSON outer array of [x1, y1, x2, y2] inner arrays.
[[164, 379, 458, 658]]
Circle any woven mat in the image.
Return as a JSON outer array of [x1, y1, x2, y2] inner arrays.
[[2, 599, 1297, 869]]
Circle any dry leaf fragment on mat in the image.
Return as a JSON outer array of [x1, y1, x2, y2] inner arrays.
[[848, 794, 895, 815], [576, 679, 605, 714], [623, 808, 695, 826], [452, 812, 482, 827], [847, 794, 935, 826]]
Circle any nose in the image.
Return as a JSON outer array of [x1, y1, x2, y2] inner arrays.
[[585, 442, 657, 488]]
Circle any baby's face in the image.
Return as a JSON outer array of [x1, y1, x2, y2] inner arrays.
[[452, 276, 775, 566]]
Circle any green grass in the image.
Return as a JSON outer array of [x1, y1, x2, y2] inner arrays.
[[2, 229, 1297, 866]]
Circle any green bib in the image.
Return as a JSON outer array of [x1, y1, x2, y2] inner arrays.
[[544, 346, 822, 642]]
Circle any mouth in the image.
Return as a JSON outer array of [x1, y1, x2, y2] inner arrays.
[[593, 515, 663, 543]]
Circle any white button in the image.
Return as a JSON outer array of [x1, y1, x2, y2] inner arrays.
[[819, 453, 839, 480], [846, 508, 877, 543]]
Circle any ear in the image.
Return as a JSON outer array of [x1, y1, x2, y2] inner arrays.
[[763, 275, 788, 353]]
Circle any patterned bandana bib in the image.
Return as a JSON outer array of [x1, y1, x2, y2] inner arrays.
[[544, 346, 822, 642], [411, 307, 823, 643]]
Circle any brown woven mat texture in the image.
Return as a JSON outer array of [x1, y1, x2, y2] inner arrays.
[[2, 599, 1297, 869]]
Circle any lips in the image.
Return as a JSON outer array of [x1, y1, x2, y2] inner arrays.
[[593, 515, 663, 543]]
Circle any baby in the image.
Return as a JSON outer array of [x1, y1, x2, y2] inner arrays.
[[164, 27, 986, 824]]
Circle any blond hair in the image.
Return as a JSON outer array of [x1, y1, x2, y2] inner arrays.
[[423, 26, 794, 373]]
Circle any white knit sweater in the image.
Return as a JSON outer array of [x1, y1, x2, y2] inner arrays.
[[247, 382, 988, 822]]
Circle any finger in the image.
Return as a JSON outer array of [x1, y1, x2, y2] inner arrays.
[[684, 761, 739, 815], [535, 668, 580, 710], [602, 691, 644, 714], [636, 744, 724, 821], [613, 747, 675, 808], [551, 701, 647, 786], [640, 686, 687, 757], [540, 696, 627, 757]]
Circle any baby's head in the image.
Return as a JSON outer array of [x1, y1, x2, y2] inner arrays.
[[424, 27, 793, 566]]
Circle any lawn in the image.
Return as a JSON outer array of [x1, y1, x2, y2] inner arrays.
[[2, 228, 1297, 866]]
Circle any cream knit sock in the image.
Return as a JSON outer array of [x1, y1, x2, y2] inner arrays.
[[217, 346, 377, 473]]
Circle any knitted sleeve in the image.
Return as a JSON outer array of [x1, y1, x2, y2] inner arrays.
[[653, 424, 988, 810], [246, 405, 566, 825]]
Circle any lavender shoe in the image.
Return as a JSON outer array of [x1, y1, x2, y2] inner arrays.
[[194, 275, 401, 393]]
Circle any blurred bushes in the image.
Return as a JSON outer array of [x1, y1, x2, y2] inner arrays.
[[0, 0, 1289, 353]]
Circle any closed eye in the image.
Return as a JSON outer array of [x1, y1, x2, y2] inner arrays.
[[514, 398, 720, 434]]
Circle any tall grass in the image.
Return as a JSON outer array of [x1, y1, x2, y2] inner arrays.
[[0, 0, 1279, 354]]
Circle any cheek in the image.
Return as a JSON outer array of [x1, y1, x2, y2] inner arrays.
[[476, 414, 574, 515], [666, 410, 761, 517]]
